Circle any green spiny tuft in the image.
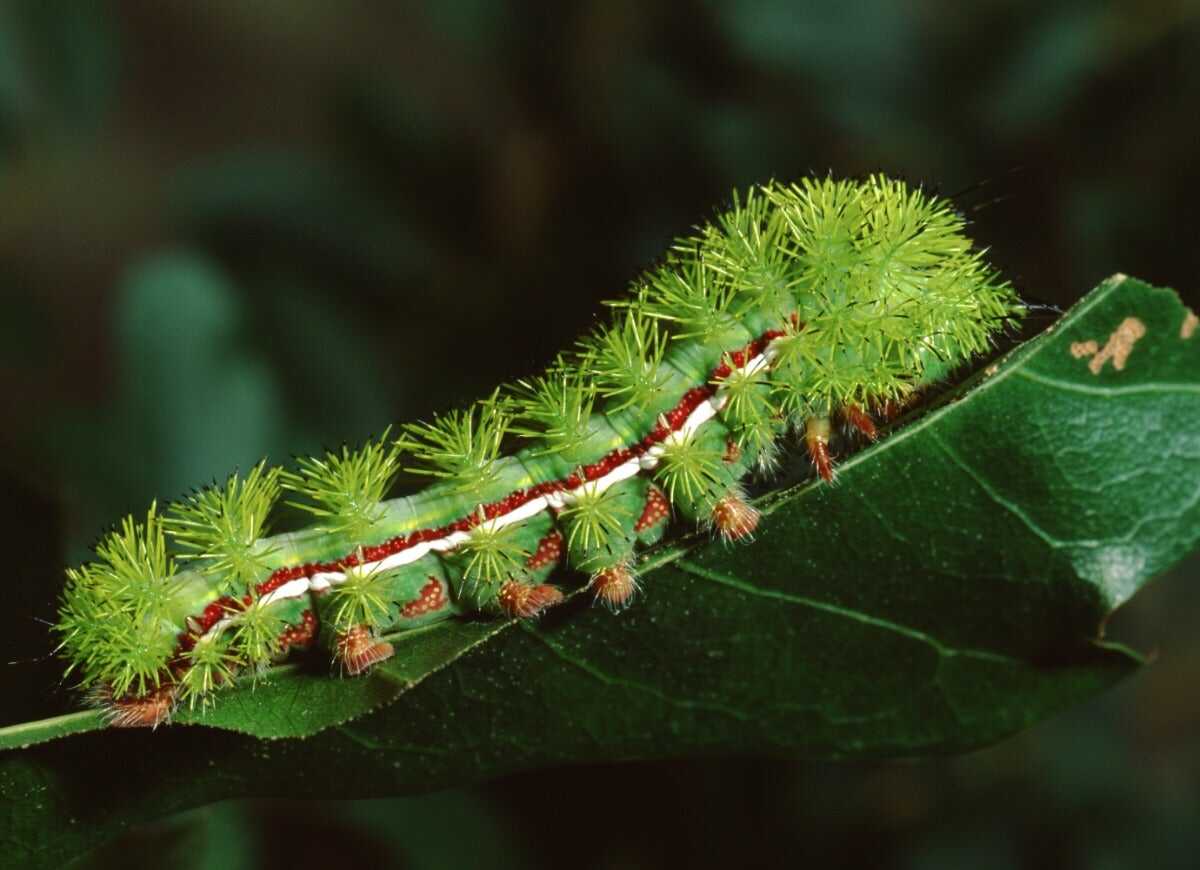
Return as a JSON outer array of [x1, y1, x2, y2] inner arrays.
[[717, 362, 775, 430], [717, 363, 785, 469], [165, 461, 281, 592], [652, 428, 728, 507], [559, 481, 633, 553], [56, 504, 180, 697], [228, 597, 287, 670], [508, 368, 597, 455], [457, 507, 528, 588], [761, 174, 1022, 412], [768, 175, 867, 299], [327, 559, 394, 632], [581, 308, 668, 411], [176, 634, 240, 709], [689, 184, 797, 317], [400, 390, 510, 494], [282, 431, 401, 542], [733, 417, 783, 473], [94, 503, 175, 613], [640, 254, 740, 343], [767, 318, 912, 422]]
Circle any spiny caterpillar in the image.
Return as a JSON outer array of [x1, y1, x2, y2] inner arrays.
[[55, 176, 1022, 728]]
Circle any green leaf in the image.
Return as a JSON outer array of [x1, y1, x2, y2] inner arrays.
[[2, 275, 1197, 867]]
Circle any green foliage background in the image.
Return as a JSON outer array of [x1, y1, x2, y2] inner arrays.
[[0, 3, 1197, 868]]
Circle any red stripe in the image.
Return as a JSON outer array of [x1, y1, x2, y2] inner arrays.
[[168, 327, 787, 670]]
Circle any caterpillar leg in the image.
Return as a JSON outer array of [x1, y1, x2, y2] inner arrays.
[[710, 489, 760, 541], [590, 560, 640, 612], [842, 404, 877, 441], [872, 391, 922, 424], [335, 624, 395, 676], [497, 580, 563, 618], [805, 416, 834, 482], [555, 475, 645, 612], [573, 481, 668, 613]]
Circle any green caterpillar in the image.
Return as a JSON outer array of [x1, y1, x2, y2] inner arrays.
[[55, 175, 1022, 727]]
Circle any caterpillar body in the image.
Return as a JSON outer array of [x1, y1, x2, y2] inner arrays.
[[55, 176, 1022, 728]]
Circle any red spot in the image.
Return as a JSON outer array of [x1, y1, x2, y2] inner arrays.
[[194, 596, 239, 635], [634, 486, 670, 532], [684, 386, 714, 410], [525, 531, 565, 570], [401, 577, 448, 618], [256, 566, 298, 596], [278, 610, 318, 652]]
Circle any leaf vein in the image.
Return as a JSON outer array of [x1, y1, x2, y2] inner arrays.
[[521, 626, 754, 721], [927, 431, 1067, 550], [1017, 368, 1200, 397], [673, 558, 1015, 664]]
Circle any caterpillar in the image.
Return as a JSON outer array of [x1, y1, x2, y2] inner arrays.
[[55, 175, 1023, 728]]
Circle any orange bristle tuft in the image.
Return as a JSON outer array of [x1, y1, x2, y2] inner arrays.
[[90, 682, 178, 729], [335, 624, 395, 676], [591, 562, 640, 612], [498, 581, 564, 618], [711, 492, 760, 541]]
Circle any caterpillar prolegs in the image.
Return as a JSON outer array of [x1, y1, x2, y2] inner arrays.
[[55, 175, 1023, 727]]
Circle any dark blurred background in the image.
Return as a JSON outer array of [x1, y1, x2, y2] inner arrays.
[[1, 2, 1198, 868]]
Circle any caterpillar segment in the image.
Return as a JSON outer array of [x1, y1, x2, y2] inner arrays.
[[55, 176, 1023, 725]]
